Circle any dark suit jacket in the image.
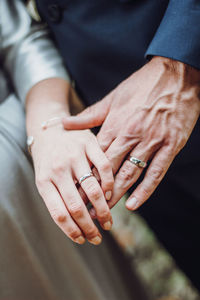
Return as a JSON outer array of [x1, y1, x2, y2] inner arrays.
[[36, 0, 200, 105]]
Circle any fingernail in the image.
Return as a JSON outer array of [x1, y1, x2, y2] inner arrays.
[[89, 208, 97, 218], [75, 236, 86, 244], [103, 221, 112, 230], [105, 191, 112, 201], [126, 197, 138, 210], [88, 236, 102, 245]]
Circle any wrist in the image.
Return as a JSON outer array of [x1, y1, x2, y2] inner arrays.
[[26, 78, 71, 136], [149, 56, 200, 95], [27, 124, 64, 156], [151, 56, 200, 86], [26, 106, 68, 137]]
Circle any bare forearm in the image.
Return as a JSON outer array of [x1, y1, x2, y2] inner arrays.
[[26, 78, 70, 136]]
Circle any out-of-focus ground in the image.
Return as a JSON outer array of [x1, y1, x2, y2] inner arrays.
[[111, 197, 200, 300]]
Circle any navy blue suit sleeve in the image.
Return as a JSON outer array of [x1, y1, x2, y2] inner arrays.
[[145, 0, 200, 70]]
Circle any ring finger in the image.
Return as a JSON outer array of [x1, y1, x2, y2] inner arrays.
[[54, 174, 102, 245], [108, 144, 150, 209], [74, 159, 113, 231]]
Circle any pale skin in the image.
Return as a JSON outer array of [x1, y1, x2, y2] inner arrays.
[[63, 56, 200, 213], [26, 78, 114, 245]]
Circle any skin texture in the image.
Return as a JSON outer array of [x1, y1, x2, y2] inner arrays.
[[63, 56, 200, 213], [26, 78, 114, 245]]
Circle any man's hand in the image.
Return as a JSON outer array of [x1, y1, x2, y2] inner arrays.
[[63, 56, 200, 211]]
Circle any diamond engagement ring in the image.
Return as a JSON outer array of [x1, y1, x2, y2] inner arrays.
[[78, 171, 94, 185], [128, 156, 147, 168]]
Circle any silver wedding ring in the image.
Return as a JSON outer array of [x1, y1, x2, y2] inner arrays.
[[79, 171, 94, 185], [128, 155, 147, 168]]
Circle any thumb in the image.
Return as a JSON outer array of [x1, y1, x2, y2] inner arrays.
[[63, 97, 111, 130]]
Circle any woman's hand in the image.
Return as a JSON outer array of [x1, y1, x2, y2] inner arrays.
[[25, 78, 113, 245], [31, 126, 114, 245]]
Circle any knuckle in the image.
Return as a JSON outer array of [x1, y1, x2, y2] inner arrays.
[[126, 121, 142, 139], [140, 184, 151, 197], [103, 179, 114, 190], [51, 163, 65, 176], [69, 154, 79, 165], [167, 137, 177, 151], [100, 160, 112, 173], [85, 226, 98, 239], [145, 138, 162, 153], [166, 147, 175, 157], [167, 132, 186, 155], [118, 164, 134, 182], [149, 165, 164, 182], [68, 202, 83, 218], [68, 228, 81, 239], [163, 141, 175, 156], [87, 185, 102, 201], [50, 208, 67, 224], [98, 209, 110, 221]]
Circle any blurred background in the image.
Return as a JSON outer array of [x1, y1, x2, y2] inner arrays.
[[111, 197, 200, 300]]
